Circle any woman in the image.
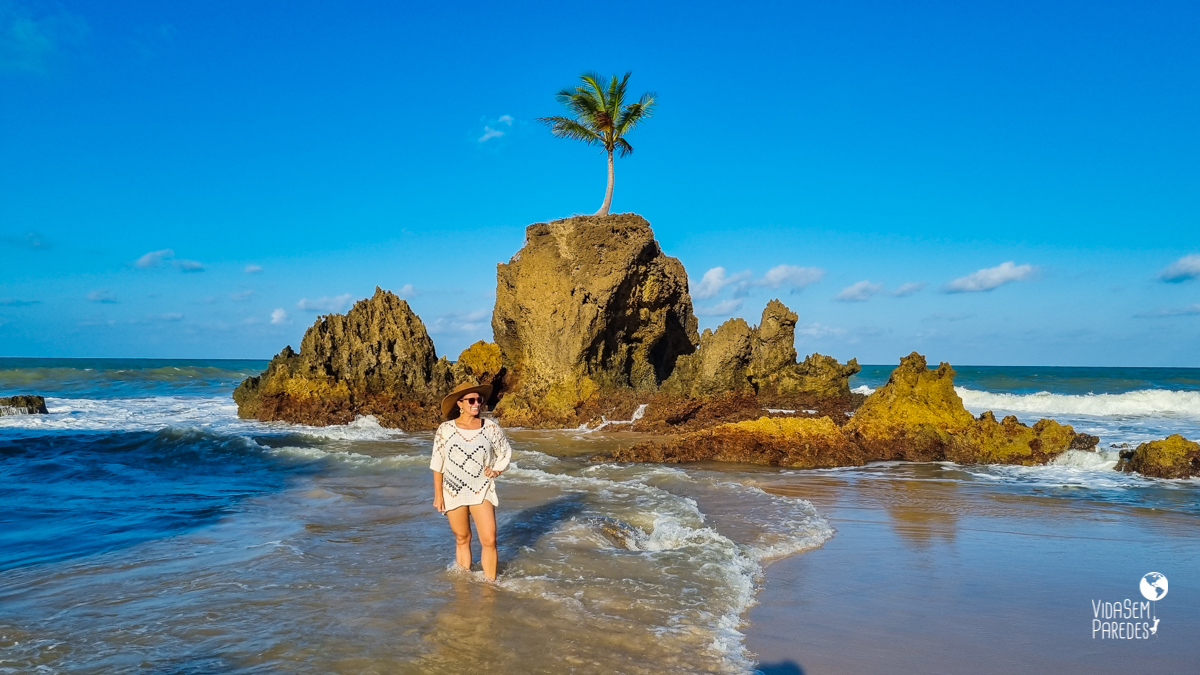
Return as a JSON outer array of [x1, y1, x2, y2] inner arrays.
[[430, 381, 512, 580]]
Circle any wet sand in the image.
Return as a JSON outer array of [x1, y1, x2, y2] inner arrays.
[[744, 466, 1200, 674]]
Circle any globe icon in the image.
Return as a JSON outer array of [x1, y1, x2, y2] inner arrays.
[[1140, 572, 1168, 601]]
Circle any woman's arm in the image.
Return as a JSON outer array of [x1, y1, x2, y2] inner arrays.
[[431, 424, 447, 512], [433, 471, 446, 513]]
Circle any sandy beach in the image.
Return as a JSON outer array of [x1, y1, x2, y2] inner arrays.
[[746, 465, 1198, 674]]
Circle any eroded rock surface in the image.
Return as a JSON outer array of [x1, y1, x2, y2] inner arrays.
[[0, 395, 49, 415], [661, 299, 860, 405], [1116, 434, 1200, 478], [233, 288, 452, 429], [601, 416, 866, 468], [492, 214, 698, 426], [845, 352, 975, 461], [611, 352, 1095, 468]]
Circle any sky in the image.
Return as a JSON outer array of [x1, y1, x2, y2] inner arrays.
[[1, 0, 1198, 366]]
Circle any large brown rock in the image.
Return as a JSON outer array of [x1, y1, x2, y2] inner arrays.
[[233, 288, 453, 429], [598, 416, 867, 468], [492, 214, 698, 425], [0, 395, 49, 415], [1116, 434, 1200, 478], [661, 299, 860, 403]]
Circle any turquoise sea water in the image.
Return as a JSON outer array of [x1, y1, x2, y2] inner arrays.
[[1, 358, 1198, 673]]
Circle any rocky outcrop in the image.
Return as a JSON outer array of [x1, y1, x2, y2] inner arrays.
[[661, 300, 860, 404], [845, 353, 1094, 464], [492, 214, 698, 426], [845, 353, 975, 461], [600, 416, 866, 468], [950, 412, 1085, 465], [1116, 434, 1200, 478], [611, 352, 1097, 468], [233, 288, 453, 429], [0, 395, 49, 415]]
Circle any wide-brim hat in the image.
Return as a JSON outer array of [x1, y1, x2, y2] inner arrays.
[[441, 382, 494, 420]]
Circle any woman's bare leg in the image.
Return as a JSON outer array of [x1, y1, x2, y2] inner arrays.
[[469, 501, 497, 580], [445, 506, 472, 570]]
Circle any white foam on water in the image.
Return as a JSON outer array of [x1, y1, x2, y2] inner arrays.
[[281, 414, 407, 441], [584, 403, 650, 432], [1051, 449, 1120, 471], [851, 384, 875, 395], [0, 396, 245, 434], [957, 387, 1200, 418], [499, 461, 833, 672]]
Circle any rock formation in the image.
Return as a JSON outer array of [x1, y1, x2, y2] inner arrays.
[[0, 395, 49, 415], [233, 288, 453, 429], [492, 214, 698, 425], [608, 352, 1098, 468], [601, 416, 867, 468], [1116, 434, 1200, 478], [844, 352, 975, 461], [659, 299, 860, 405]]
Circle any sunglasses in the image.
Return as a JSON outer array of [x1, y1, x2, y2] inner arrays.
[[460, 396, 484, 405]]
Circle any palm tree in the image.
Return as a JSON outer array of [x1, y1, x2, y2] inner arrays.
[[537, 72, 656, 216]]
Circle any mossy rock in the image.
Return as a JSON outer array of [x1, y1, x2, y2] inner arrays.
[[1117, 434, 1200, 478], [846, 352, 975, 461], [597, 415, 865, 468], [950, 412, 1078, 465]]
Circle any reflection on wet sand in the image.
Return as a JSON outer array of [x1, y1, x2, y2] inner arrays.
[[884, 480, 959, 547]]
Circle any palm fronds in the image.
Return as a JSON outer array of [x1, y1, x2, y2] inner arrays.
[[537, 71, 656, 153]]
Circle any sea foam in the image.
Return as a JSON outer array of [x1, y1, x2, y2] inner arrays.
[[957, 388, 1200, 418]]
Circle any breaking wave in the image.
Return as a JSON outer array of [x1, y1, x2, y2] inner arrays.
[[956, 388, 1200, 418]]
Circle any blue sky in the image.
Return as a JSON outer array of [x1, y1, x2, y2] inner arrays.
[[2, 0, 1198, 366]]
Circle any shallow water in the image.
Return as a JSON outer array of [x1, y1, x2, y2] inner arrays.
[[2, 360, 1199, 673]]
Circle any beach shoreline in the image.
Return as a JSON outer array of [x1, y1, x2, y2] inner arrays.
[[745, 467, 1198, 674]]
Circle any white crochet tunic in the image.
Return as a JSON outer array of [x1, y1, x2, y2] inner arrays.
[[430, 417, 513, 511]]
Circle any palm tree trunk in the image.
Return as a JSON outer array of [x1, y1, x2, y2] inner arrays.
[[594, 149, 614, 216]]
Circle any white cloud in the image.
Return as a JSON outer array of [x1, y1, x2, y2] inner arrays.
[[397, 283, 416, 298], [0, 231, 49, 249], [270, 308, 289, 324], [427, 308, 492, 334], [944, 261, 1035, 293], [758, 264, 824, 291], [159, 312, 183, 321], [1160, 254, 1200, 283], [796, 323, 846, 338], [136, 248, 174, 268], [231, 290, 253, 301], [244, 264, 263, 274], [694, 298, 744, 316], [0, 1, 89, 75], [835, 280, 883, 302], [176, 259, 204, 272], [892, 282, 926, 297], [693, 267, 751, 299], [87, 289, 117, 303], [1135, 304, 1200, 318], [478, 114, 514, 143], [297, 294, 353, 313]]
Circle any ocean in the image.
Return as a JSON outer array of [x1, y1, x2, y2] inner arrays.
[[2, 358, 1198, 674]]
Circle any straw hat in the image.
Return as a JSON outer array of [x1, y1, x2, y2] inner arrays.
[[440, 382, 494, 420]]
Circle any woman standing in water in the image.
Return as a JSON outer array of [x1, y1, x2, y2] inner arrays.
[[430, 382, 512, 580]]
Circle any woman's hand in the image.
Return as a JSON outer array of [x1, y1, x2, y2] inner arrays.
[[484, 467, 503, 479], [433, 493, 445, 513]]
